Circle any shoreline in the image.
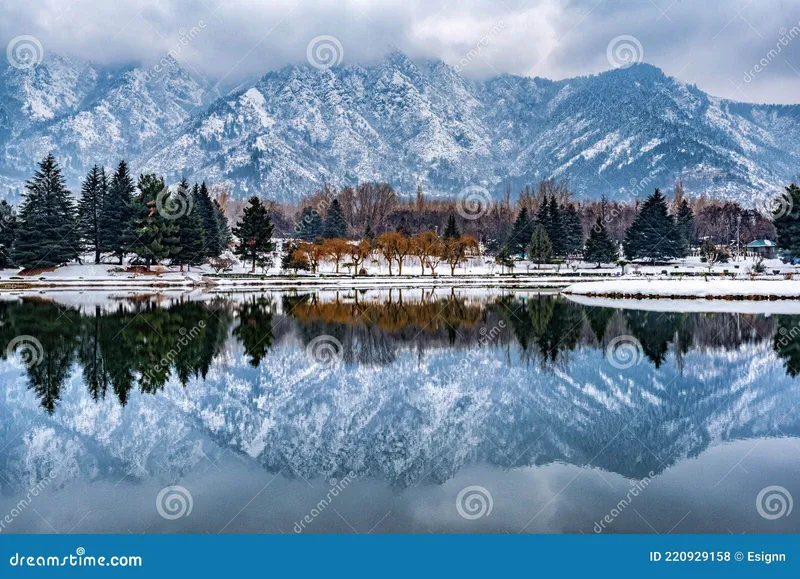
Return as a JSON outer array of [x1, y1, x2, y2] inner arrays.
[[562, 279, 800, 301]]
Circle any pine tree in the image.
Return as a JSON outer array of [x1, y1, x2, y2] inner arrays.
[[172, 178, 205, 270], [124, 174, 181, 269], [194, 182, 221, 257], [12, 154, 80, 269], [527, 224, 552, 268], [541, 196, 565, 256], [100, 160, 135, 265], [506, 207, 533, 257], [443, 214, 460, 240], [78, 165, 107, 263], [298, 206, 323, 241], [281, 240, 309, 272], [675, 198, 695, 249], [495, 245, 515, 273], [623, 188, 686, 263], [323, 198, 348, 238], [561, 203, 583, 257], [774, 184, 800, 255], [0, 201, 17, 269], [232, 196, 276, 272], [584, 217, 618, 266], [213, 199, 231, 253]]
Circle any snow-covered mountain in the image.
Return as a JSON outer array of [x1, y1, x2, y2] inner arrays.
[[2, 51, 799, 204]]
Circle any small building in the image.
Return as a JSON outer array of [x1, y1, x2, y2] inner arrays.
[[746, 239, 777, 259]]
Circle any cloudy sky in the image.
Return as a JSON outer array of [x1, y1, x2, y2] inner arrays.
[[3, 0, 800, 104]]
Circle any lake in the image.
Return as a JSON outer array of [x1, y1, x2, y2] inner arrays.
[[0, 289, 798, 534]]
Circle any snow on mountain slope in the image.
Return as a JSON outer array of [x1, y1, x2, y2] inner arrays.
[[1, 337, 798, 490], [1, 52, 799, 204]]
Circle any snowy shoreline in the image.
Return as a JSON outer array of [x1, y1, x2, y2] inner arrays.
[[562, 279, 800, 300]]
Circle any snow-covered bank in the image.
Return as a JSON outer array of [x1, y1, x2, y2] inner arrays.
[[562, 279, 800, 300], [564, 293, 800, 314]]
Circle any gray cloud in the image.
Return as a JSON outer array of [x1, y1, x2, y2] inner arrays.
[[2, 0, 800, 103]]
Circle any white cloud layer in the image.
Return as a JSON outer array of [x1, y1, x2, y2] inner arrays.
[[2, 0, 800, 103]]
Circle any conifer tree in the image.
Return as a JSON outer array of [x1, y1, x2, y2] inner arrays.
[[675, 198, 695, 248], [298, 206, 324, 241], [323, 198, 348, 238], [443, 214, 460, 240], [623, 189, 686, 263], [12, 154, 80, 269], [0, 201, 17, 269], [194, 182, 221, 257], [213, 199, 232, 253], [541, 196, 565, 256], [507, 207, 533, 256], [774, 184, 800, 255], [561, 203, 583, 257], [78, 165, 107, 263], [527, 224, 552, 268], [172, 178, 205, 271], [124, 174, 181, 269], [584, 217, 618, 266], [232, 196, 276, 272], [100, 160, 135, 265]]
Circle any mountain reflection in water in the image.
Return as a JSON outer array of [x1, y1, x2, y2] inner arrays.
[[0, 289, 798, 533]]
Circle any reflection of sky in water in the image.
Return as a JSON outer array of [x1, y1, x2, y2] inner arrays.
[[0, 292, 799, 533]]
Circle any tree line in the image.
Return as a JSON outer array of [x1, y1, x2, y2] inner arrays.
[[0, 154, 282, 273]]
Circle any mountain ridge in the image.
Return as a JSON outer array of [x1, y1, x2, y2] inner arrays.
[[1, 51, 798, 204]]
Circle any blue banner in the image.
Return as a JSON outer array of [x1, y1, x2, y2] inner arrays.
[[0, 535, 797, 577]]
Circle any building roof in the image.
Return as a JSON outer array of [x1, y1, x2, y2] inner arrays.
[[746, 239, 776, 247]]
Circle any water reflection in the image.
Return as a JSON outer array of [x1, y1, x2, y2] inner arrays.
[[0, 290, 799, 533], [0, 292, 792, 414]]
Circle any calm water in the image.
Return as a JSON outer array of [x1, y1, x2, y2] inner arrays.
[[0, 289, 799, 534]]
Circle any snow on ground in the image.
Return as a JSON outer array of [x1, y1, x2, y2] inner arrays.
[[564, 294, 800, 315], [0, 255, 798, 292], [563, 279, 800, 299]]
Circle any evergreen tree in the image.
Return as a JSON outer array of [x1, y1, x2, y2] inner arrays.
[[233, 296, 275, 367], [774, 184, 800, 255], [232, 196, 276, 272], [539, 196, 565, 256], [298, 206, 324, 241], [281, 240, 310, 272], [675, 198, 695, 248], [527, 224, 553, 268], [584, 217, 618, 266], [443, 214, 460, 240], [100, 160, 135, 265], [194, 182, 221, 257], [0, 201, 17, 269], [323, 198, 348, 238], [12, 154, 80, 269], [78, 165, 107, 263], [506, 207, 533, 256], [561, 203, 583, 257], [623, 188, 686, 263], [495, 245, 515, 273], [213, 199, 232, 253], [124, 174, 181, 269], [172, 178, 205, 270]]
